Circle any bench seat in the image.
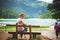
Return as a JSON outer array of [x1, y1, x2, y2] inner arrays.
[[8, 32, 41, 38]]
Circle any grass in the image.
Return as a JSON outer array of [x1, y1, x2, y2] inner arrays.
[[0, 26, 49, 32]]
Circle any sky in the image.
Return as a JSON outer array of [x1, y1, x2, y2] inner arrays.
[[37, 0, 53, 3]]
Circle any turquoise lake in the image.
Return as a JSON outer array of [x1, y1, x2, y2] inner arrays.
[[0, 19, 57, 26]]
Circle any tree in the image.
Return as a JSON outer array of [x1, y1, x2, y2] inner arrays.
[[47, 0, 60, 19], [38, 13, 53, 19], [24, 14, 30, 19]]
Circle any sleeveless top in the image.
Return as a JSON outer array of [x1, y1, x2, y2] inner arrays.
[[17, 18, 25, 31]]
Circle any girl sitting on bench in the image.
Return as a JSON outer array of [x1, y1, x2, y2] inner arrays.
[[17, 14, 27, 39]]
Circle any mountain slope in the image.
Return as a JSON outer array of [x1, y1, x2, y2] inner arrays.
[[0, 0, 50, 18]]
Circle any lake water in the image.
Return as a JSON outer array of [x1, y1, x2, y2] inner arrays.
[[0, 19, 57, 26]]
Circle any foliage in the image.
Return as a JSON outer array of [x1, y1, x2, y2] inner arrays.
[[24, 14, 30, 19], [0, 9, 19, 19], [47, 0, 60, 19], [38, 13, 53, 19], [0, 9, 30, 19]]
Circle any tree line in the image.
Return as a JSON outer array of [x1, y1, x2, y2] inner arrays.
[[0, 9, 30, 19]]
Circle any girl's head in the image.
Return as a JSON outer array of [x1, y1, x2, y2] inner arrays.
[[55, 22, 58, 25], [19, 14, 24, 19]]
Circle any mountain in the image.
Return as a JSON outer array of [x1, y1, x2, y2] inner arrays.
[[0, 0, 50, 18]]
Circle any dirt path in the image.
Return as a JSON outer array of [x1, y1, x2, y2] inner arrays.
[[0, 32, 9, 40], [40, 26, 57, 40]]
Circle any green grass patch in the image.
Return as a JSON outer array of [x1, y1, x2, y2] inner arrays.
[[40, 26, 49, 28], [0, 26, 49, 32]]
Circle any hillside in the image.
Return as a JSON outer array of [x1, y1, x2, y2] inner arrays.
[[0, 0, 50, 18]]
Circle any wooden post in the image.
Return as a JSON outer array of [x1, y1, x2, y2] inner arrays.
[[16, 23, 18, 40], [29, 25, 32, 40]]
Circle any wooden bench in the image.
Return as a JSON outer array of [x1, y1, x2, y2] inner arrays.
[[7, 23, 41, 40], [8, 32, 41, 38]]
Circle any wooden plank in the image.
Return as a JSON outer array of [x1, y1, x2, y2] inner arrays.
[[6, 24, 40, 27], [8, 32, 41, 34]]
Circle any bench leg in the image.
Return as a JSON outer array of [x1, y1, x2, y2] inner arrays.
[[33, 34, 36, 38], [20, 34, 23, 38], [12, 34, 17, 38]]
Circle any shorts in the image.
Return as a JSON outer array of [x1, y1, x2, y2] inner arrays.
[[18, 28, 27, 33]]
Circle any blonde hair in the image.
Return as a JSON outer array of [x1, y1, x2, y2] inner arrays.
[[19, 14, 24, 17]]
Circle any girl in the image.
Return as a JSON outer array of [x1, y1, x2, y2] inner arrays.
[[17, 14, 27, 39]]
